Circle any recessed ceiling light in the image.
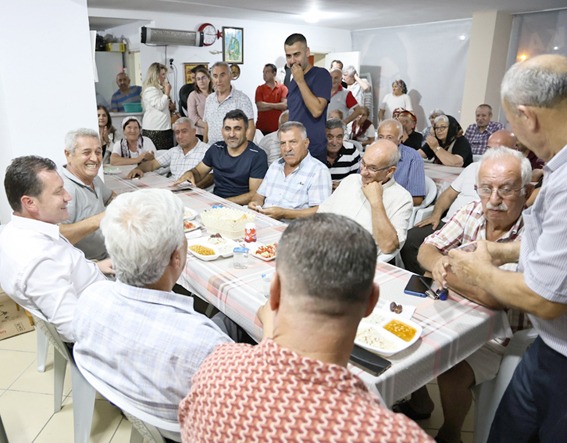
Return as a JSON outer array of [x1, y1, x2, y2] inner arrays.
[[554, 46, 559, 50], [519, 54, 527, 61], [459, 35, 466, 41]]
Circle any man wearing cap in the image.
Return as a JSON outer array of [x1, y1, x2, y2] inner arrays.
[[394, 108, 422, 151]]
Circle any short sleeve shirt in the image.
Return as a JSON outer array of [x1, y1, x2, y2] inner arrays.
[[394, 144, 426, 198], [202, 141, 268, 199], [156, 141, 210, 180], [255, 83, 288, 133], [328, 86, 358, 118], [204, 88, 254, 145], [287, 67, 332, 160]]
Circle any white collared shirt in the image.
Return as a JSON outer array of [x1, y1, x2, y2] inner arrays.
[[0, 215, 105, 342]]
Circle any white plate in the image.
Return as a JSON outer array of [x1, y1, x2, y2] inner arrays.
[[186, 236, 238, 261], [355, 313, 422, 357], [103, 167, 121, 175], [183, 220, 201, 233], [250, 242, 277, 261], [183, 207, 197, 220]]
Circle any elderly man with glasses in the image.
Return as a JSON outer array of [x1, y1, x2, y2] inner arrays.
[[318, 139, 413, 258]]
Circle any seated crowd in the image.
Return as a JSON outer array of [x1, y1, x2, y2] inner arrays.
[[0, 35, 564, 443]]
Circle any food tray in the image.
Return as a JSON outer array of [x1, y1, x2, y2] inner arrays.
[[183, 207, 197, 220], [250, 242, 277, 261], [200, 207, 256, 239], [186, 235, 238, 261], [355, 310, 422, 357], [183, 220, 201, 233], [103, 166, 121, 175]]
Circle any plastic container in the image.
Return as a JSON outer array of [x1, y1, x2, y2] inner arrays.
[[245, 223, 257, 243], [200, 208, 256, 239], [233, 247, 249, 269], [123, 103, 143, 113]]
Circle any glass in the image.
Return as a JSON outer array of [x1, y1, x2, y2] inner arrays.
[[233, 247, 249, 269], [475, 185, 523, 198], [434, 125, 449, 131], [360, 159, 390, 174]]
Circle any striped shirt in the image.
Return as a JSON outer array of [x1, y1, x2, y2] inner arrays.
[[394, 144, 426, 198], [258, 132, 282, 166], [204, 87, 254, 145], [464, 121, 505, 155], [257, 153, 332, 209], [519, 144, 567, 357], [110, 86, 142, 112], [156, 141, 210, 180], [326, 141, 361, 181]]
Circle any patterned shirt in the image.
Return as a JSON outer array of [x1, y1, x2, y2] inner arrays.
[[258, 131, 282, 166], [156, 141, 210, 180], [204, 87, 254, 145], [110, 86, 142, 112], [257, 153, 332, 209], [464, 121, 505, 155], [179, 339, 433, 443], [73, 280, 231, 424], [326, 141, 361, 181], [394, 144, 426, 198]]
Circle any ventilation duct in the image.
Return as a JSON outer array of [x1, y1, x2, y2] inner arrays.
[[141, 26, 203, 47]]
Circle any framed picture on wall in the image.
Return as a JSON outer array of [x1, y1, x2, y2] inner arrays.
[[183, 63, 209, 84], [222, 27, 243, 64]]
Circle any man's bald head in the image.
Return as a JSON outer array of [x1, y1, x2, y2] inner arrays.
[[361, 139, 400, 185], [487, 130, 517, 150], [366, 139, 399, 162]]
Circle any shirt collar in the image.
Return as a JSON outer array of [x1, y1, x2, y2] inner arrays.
[[10, 213, 60, 240], [544, 143, 567, 174], [61, 166, 95, 189], [476, 201, 524, 240], [277, 153, 312, 173], [115, 280, 195, 311]]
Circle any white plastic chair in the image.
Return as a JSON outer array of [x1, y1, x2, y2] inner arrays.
[[473, 154, 483, 162], [32, 316, 97, 443], [472, 328, 538, 443], [407, 176, 437, 228], [74, 356, 182, 443], [347, 139, 365, 154], [36, 327, 49, 372]]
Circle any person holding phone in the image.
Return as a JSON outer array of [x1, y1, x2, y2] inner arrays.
[[141, 62, 174, 150]]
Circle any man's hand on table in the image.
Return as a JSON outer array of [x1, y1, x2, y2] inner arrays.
[[96, 258, 115, 275], [127, 168, 144, 179], [448, 241, 493, 287], [258, 206, 286, 220], [257, 301, 275, 340], [173, 171, 197, 187], [431, 255, 450, 289], [248, 201, 262, 211]]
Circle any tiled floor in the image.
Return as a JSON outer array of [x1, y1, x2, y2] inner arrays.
[[0, 329, 477, 442]]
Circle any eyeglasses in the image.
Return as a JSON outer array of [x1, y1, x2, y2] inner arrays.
[[475, 185, 524, 198], [434, 125, 449, 131], [360, 159, 391, 174]]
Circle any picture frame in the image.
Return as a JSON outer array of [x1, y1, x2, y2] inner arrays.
[[183, 63, 209, 84], [222, 27, 244, 64]]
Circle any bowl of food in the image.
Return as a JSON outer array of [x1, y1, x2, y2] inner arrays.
[[200, 207, 256, 239]]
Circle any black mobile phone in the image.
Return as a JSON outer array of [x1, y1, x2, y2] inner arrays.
[[404, 274, 433, 298], [350, 345, 392, 377]]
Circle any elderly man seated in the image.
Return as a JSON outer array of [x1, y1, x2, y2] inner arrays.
[[179, 213, 433, 442], [0, 156, 110, 343], [378, 118, 426, 206], [73, 189, 234, 427], [248, 121, 332, 220], [401, 129, 518, 274], [318, 139, 413, 258], [325, 118, 361, 188], [174, 109, 268, 204], [60, 128, 117, 261], [127, 117, 211, 185], [394, 147, 532, 443]]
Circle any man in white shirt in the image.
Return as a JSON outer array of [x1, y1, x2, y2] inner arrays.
[[127, 117, 212, 186], [318, 139, 413, 259], [0, 156, 111, 342]]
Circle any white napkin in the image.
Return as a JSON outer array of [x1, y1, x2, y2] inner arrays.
[[381, 299, 416, 320], [185, 229, 203, 240]]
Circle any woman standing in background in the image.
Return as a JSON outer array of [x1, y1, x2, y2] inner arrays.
[[187, 66, 213, 141], [379, 79, 413, 123], [142, 62, 174, 150]]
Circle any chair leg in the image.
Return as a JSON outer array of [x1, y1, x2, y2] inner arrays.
[[53, 348, 67, 413], [36, 327, 49, 373], [129, 427, 144, 443], [70, 364, 97, 443]]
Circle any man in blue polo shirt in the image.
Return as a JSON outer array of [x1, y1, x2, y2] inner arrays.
[[174, 109, 268, 204], [110, 73, 142, 112], [378, 119, 426, 206], [284, 33, 332, 164]]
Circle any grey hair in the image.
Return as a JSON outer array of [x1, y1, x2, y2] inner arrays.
[[100, 189, 185, 287], [378, 118, 403, 141], [276, 213, 377, 315], [429, 109, 445, 118], [501, 60, 567, 112], [387, 145, 402, 166], [477, 146, 532, 190], [326, 118, 346, 133], [434, 115, 449, 125], [329, 67, 342, 75], [211, 61, 230, 73], [278, 121, 307, 140], [173, 117, 195, 129], [344, 65, 357, 76], [64, 128, 100, 155], [278, 110, 289, 126]]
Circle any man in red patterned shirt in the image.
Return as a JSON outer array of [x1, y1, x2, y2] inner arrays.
[[179, 213, 433, 443]]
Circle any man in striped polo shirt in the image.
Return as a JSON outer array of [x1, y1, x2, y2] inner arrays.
[[325, 118, 361, 190], [110, 73, 142, 112]]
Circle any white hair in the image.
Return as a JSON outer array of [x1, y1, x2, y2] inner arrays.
[[101, 189, 185, 287], [378, 118, 403, 141], [173, 117, 195, 129], [64, 128, 99, 155], [501, 60, 567, 113], [344, 66, 357, 77], [211, 61, 230, 73], [429, 109, 445, 118], [477, 146, 532, 190], [278, 121, 307, 140], [434, 115, 449, 125], [329, 67, 342, 74]]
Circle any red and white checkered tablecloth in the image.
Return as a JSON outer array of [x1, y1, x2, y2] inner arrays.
[[424, 163, 464, 194]]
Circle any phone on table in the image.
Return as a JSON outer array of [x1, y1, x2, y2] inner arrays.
[[404, 274, 433, 298], [350, 345, 391, 376]]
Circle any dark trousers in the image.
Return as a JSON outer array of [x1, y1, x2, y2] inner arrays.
[[400, 222, 445, 274], [488, 336, 567, 443]]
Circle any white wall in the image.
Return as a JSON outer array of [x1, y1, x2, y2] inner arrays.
[[0, 0, 98, 223], [90, 8, 352, 119], [352, 19, 472, 131]]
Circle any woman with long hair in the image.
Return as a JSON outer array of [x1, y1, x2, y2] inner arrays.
[[418, 115, 473, 167], [141, 62, 174, 150], [97, 105, 116, 164], [110, 116, 156, 166], [187, 66, 213, 140]]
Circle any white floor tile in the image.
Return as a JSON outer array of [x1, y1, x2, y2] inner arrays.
[[110, 417, 134, 443], [0, 390, 55, 443], [9, 354, 72, 396], [0, 349, 36, 389], [33, 397, 123, 443], [0, 329, 37, 353]]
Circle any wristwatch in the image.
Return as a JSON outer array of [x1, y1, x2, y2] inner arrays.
[[436, 146, 441, 151]]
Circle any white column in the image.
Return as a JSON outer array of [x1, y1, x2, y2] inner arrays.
[[0, 0, 98, 223]]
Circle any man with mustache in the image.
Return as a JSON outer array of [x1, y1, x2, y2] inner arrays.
[[394, 147, 532, 443], [248, 121, 331, 220], [175, 109, 268, 204]]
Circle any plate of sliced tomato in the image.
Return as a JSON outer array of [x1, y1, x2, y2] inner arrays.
[[251, 242, 277, 261]]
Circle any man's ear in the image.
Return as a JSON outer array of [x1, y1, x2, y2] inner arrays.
[[20, 195, 37, 214], [269, 272, 282, 311], [524, 183, 535, 201], [517, 105, 540, 132], [363, 283, 380, 318], [170, 247, 181, 269]]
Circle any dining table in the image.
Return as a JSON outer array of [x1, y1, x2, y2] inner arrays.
[[103, 165, 511, 407], [423, 162, 464, 194]]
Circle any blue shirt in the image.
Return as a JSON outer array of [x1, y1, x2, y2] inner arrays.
[[202, 141, 268, 199], [287, 67, 332, 161], [257, 153, 332, 209], [110, 86, 142, 112], [394, 144, 426, 198]]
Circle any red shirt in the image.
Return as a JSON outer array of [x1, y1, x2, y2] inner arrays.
[[255, 82, 288, 133]]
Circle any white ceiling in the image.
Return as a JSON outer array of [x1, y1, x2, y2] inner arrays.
[[87, 0, 566, 31]]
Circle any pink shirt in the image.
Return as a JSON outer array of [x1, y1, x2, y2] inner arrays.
[[187, 91, 207, 136]]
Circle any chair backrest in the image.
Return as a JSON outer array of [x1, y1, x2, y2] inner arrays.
[[32, 315, 73, 363], [422, 176, 437, 208], [73, 355, 181, 442], [347, 139, 365, 154]]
